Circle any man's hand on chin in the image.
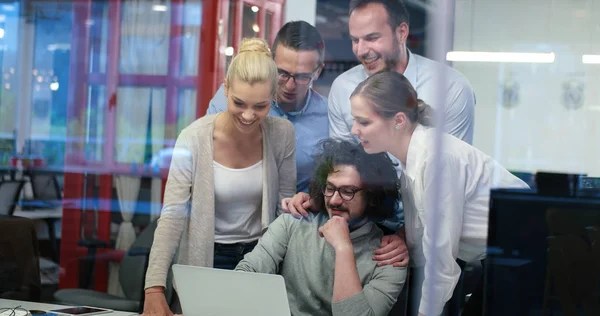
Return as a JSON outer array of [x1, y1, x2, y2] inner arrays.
[[319, 216, 352, 252]]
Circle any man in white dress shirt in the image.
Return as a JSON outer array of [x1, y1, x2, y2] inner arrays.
[[328, 0, 475, 145]]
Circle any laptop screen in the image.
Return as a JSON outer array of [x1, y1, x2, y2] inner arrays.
[[485, 188, 600, 316]]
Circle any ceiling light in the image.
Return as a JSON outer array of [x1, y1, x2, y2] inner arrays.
[[446, 51, 555, 63], [152, 4, 168, 12], [582, 54, 600, 64]]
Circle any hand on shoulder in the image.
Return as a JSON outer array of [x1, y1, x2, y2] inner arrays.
[[281, 192, 312, 218]]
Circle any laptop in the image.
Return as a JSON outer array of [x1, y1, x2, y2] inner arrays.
[[172, 264, 291, 316]]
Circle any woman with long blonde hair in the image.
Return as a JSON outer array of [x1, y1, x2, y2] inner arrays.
[[142, 38, 296, 315]]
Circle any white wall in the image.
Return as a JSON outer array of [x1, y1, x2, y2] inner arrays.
[[284, 0, 317, 25], [453, 0, 600, 176]]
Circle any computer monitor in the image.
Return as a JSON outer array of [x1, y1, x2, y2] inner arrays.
[[484, 188, 600, 315]]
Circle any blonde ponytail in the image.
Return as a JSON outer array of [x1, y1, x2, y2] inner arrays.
[[225, 38, 277, 97]]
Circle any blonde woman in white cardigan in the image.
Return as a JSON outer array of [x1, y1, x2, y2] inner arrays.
[[141, 38, 296, 316]]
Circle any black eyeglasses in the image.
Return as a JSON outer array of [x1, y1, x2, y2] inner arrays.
[[323, 184, 363, 201], [277, 68, 318, 85]]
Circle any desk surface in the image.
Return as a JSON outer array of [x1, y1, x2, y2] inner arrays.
[[0, 299, 136, 316], [13, 198, 161, 218], [13, 207, 63, 219]]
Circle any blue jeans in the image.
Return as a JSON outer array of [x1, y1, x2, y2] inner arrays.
[[213, 241, 258, 270]]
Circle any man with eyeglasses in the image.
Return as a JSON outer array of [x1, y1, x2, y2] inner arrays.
[[206, 20, 329, 193], [235, 139, 407, 316]]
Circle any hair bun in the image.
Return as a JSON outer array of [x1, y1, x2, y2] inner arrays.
[[416, 99, 434, 126], [238, 38, 272, 57]]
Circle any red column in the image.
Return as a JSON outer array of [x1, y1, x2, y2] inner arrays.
[[196, 0, 221, 116], [59, 0, 92, 289], [103, 0, 120, 169], [93, 173, 113, 292], [165, 0, 183, 134], [88, 0, 122, 292]]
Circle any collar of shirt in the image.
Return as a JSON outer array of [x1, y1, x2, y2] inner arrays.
[[349, 219, 375, 240], [272, 89, 313, 118], [403, 49, 418, 86], [348, 216, 369, 231], [403, 124, 429, 181]]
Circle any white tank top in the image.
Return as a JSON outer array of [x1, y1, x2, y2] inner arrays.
[[213, 160, 263, 244]]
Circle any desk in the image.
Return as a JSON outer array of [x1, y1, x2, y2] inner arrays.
[[0, 299, 135, 316], [13, 207, 62, 220]]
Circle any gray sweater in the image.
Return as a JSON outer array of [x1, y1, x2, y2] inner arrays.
[[235, 213, 407, 316]]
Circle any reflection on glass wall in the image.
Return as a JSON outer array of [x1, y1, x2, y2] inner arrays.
[[120, 1, 171, 75], [89, 1, 109, 74], [1, 0, 598, 315], [115, 87, 166, 164], [177, 88, 197, 134], [452, 0, 600, 178], [265, 11, 272, 43], [85, 85, 106, 162], [242, 4, 259, 39], [0, 0, 208, 307], [29, 2, 71, 167], [180, 1, 202, 76], [0, 2, 20, 165], [225, 0, 235, 72]]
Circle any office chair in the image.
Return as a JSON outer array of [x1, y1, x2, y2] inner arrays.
[[54, 220, 174, 313], [0, 180, 25, 216], [0, 215, 42, 301], [28, 173, 62, 208], [543, 208, 600, 315]]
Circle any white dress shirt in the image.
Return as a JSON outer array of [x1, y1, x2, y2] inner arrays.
[[328, 49, 476, 144], [400, 125, 529, 315]]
